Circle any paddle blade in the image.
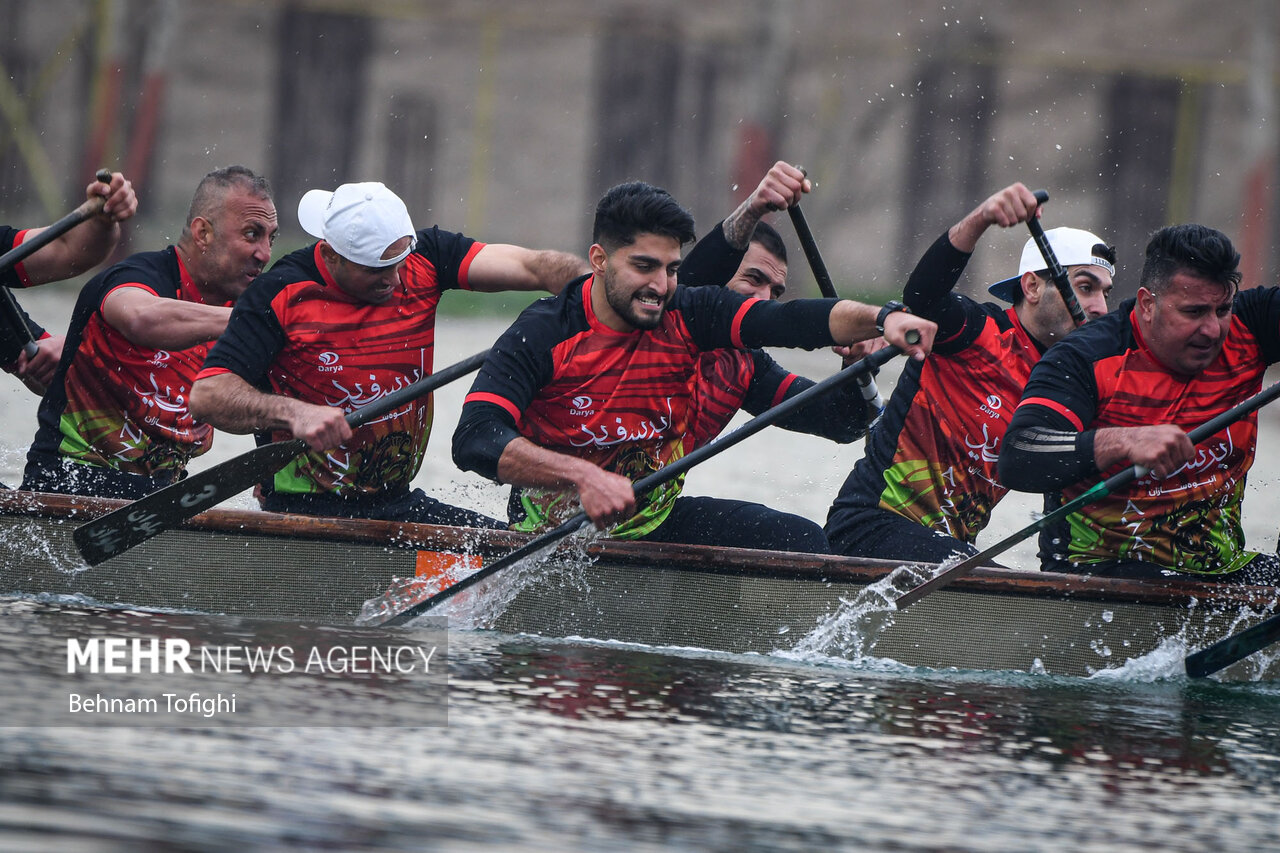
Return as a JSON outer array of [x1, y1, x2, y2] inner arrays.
[[72, 438, 307, 565], [1185, 612, 1280, 678]]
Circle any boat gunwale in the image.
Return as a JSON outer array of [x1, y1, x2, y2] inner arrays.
[[2, 489, 1276, 613]]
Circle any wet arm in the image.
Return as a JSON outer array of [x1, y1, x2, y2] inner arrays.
[[101, 286, 232, 350]]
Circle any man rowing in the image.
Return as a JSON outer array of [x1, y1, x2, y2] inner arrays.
[[1, 171, 137, 394], [678, 161, 879, 452], [1000, 223, 1280, 583], [825, 183, 1114, 562], [21, 166, 276, 499], [188, 181, 587, 528], [451, 180, 935, 552]]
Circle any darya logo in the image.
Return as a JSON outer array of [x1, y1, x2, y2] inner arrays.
[[980, 394, 1003, 419], [149, 350, 171, 367], [570, 395, 594, 416], [318, 351, 343, 373]]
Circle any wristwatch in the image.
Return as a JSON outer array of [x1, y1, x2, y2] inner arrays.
[[876, 300, 911, 334]]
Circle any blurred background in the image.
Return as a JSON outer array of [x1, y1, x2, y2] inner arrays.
[[2, 0, 1278, 306]]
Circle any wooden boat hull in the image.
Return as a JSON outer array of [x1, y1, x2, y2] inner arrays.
[[2, 490, 1277, 680]]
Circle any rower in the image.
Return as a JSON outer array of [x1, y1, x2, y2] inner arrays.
[[1001, 223, 1280, 583], [0, 171, 137, 395], [187, 181, 586, 528], [825, 183, 1114, 563], [451, 179, 935, 553], [677, 161, 879, 454], [21, 167, 276, 499]]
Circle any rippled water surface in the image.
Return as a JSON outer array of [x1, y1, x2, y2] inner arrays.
[[3, 598, 1280, 852], [5, 308, 1280, 850]]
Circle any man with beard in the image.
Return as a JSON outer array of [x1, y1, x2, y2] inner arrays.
[[451, 180, 935, 552], [188, 181, 587, 528], [22, 165, 277, 499], [1000, 223, 1280, 582], [824, 183, 1114, 563]]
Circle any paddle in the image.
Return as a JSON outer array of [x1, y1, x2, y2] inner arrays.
[[1185, 610, 1280, 678], [0, 169, 112, 360], [1027, 189, 1087, 327], [893, 377, 1280, 609], [369, 339, 913, 628], [786, 188, 883, 410], [72, 349, 491, 565]]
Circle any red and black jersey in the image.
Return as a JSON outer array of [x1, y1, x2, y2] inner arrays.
[[830, 299, 1038, 543], [685, 347, 871, 450], [1008, 291, 1280, 573], [675, 219, 873, 451], [198, 228, 482, 499], [0, 225, 49, 365], [25, 247, 217, 480], [453, 277, 839, 537], [829, 234, 1043, 545]]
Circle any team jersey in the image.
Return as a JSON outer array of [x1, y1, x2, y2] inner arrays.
[[674, 219, 872, 451], [685, 347, 870, 450], [1012, 291, 1280, 574], [453, 277, 838, 537], [0, 225, 48, 365], [197, 228, 482, 499], [26, 247, 216, 479], [831, 298, 1039, 542]]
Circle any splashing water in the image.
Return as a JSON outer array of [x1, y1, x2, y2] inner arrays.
[[355, 525, 609, 629], [783, 562, 934, 664]]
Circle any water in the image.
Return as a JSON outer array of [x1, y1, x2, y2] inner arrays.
[[5, 297, 1280, 850], [6, 601, 1280, 851]]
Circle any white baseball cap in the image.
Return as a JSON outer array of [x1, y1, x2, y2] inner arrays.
[[297, 182, 416, 268], [988, 227, 1115, 303]]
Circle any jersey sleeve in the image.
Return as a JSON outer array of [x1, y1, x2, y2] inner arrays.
[[739, 350, 871, 442], [1233, 285, 1280, 364], [675, 285, 837, 353], [198, 276, 287, 387], [0, 295, 44, 366], [452, 308, 556, 481], [677, 220, 746, 288], [414, 226, 482, 292], [903, 231, 987, 352], [0, 226, 25, 289], [999, 327, 1106, 490]]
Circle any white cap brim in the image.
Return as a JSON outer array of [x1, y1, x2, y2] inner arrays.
[[297, 189, 334, 240]]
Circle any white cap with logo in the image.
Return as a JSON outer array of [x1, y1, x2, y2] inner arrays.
[[987, 226, 1114, 303], [297, 182, 416, 268]]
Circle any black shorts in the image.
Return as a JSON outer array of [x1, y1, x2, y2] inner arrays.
[[825, 504, 978, 563], [641, 495, 829, 554]]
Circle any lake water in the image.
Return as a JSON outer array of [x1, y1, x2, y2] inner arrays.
[[4, 288, 1280, 851]]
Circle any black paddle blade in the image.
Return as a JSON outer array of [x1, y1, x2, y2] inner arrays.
[[1185, 612, 1280, 678], [72, 438, 307, 565]]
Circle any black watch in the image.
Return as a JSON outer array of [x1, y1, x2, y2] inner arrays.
[[876, 300, 910, 334]]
